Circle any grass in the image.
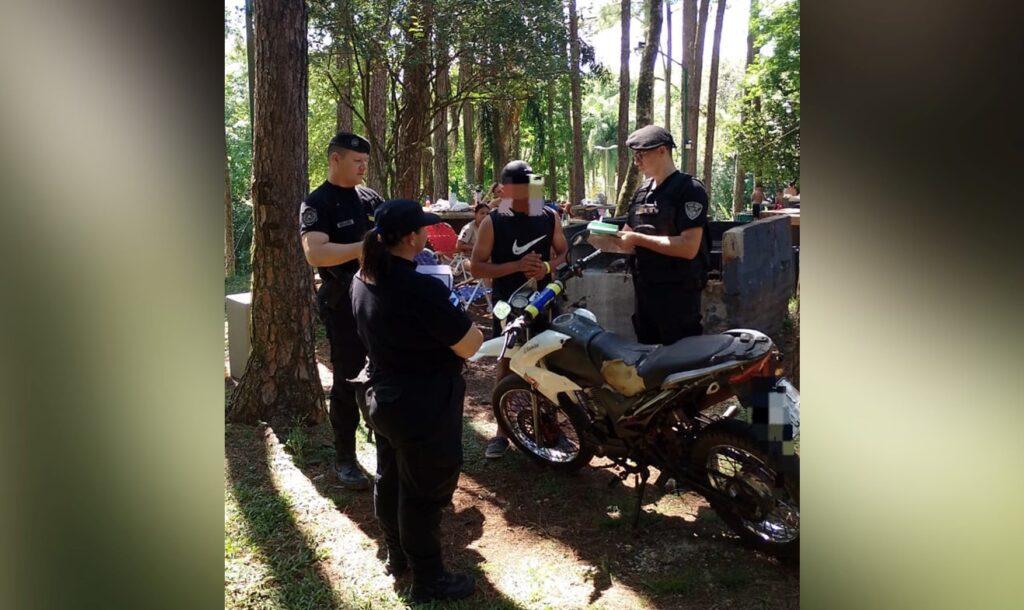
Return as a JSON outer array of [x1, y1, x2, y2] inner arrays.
[[225, 270, 252, 296], [641, 569, 701, 596]]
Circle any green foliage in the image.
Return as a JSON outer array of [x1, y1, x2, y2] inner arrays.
[[735, 0, 800, 191]]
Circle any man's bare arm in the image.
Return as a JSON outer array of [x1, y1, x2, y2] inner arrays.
[[618, 226, 703, 260], [301, 231, 363, 267]]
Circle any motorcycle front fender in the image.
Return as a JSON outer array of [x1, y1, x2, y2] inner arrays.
[[469, 336, 506, 362]]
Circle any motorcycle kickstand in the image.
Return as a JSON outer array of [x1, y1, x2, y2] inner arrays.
[[632, 466, 650, 529]]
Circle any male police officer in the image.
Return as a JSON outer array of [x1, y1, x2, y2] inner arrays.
[[299, 132, 384, 490], [618, 125, 710, 345]]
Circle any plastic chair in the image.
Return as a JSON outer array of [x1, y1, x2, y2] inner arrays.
[[425, 223, 459, 262]]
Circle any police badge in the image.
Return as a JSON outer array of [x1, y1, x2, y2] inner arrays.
[[684, 201, 703, 220], [301, 207, 318, 227]]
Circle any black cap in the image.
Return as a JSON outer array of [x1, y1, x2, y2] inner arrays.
[[328, 131, 371, 154], [625, 125, 676, 150], [374, 199, 442, 236], [499, 160, 533, 184]]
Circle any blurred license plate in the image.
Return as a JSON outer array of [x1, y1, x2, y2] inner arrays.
[[771, 379, 800, 439]]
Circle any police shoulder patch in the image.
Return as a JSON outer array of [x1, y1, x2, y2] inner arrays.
[[301, 207, 318, 227], [684, 200, 704, 220]]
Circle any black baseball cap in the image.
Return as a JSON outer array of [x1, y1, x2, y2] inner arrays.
[[374, 199, 442, 235], [328, 131, 371, 154], [499, 160, 533, 184], [625, 125, 676, 150]]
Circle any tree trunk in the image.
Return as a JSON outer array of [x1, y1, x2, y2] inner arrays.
[[616, 0, 663, 215], [568, 0, 585, 208], [461, 60, 476, 193], [702, 0, 726, 190], [680, 0, 695, 172], [547, 81, 558, 201], [686, 0, 710, 176], [334, 37, 353, 133], [615, 0, 631, 196], [365, 61, 388, 195], [225, 134, 235, 277], [432, 54, 450, 202], [227, 0, 322, 425], [245, 0, 255, 130], [421, 137, 433, 201], [732, 0, 759, 216], [394, 1, 433, 199], [473, 109, 484, 186], [664, 1, 672, 134]]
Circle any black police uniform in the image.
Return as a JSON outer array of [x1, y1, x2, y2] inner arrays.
[[626, 170, 711, 344], [488, 207, 559, 336], [351, 253, 473, 585], [299, 180, 383, 463]]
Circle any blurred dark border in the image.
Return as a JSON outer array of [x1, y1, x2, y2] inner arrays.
[[1, 0, 1022, 607]]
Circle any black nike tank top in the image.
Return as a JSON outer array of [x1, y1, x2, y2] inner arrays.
[[490, 208, 556, 301]]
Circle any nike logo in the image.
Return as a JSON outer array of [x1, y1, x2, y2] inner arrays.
[[511, 235, 546, 256]]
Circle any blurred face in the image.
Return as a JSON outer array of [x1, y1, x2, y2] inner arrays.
[[497, 182, 528, 200], [330, 149, 369, 187]]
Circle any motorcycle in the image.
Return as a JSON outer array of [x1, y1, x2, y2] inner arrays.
[[469, 236, 800, 559]]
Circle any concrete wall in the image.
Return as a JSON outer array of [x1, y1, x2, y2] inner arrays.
[[572, 269, 636, 338], [706, 215, 795, 340]]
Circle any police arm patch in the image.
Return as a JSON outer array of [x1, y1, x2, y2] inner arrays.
[[301, 207, 318, 227], [684, 201, 704, 220]]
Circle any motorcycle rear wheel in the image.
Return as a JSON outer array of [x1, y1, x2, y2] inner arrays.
[[690, 428, 800, 560], [492, 374, 594, 472]]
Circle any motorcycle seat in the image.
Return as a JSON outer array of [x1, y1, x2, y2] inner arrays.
[[635, 335, 737, 388]]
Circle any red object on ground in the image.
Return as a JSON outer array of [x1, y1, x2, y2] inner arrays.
[[425, 222, 459, 260]]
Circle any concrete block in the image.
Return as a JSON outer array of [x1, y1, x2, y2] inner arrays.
[[720, 216, 795, 340], [225, 292, 252, 379], [573, 269, 636, 339]]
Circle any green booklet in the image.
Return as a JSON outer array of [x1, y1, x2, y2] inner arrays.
[[587, 220, 620, 235]]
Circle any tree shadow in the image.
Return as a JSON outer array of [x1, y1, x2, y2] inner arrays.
[[225, 424, 343, 609], [456, 417, 798, 608], [279, 423, 529, 610]]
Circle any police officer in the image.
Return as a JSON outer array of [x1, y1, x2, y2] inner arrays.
[[468, 160, 569, 459], [351, 199, 483, 603], [299, 132, 384, 490], [618, 125, 711, 345]]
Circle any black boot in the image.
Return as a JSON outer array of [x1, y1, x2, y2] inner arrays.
[[332, 456, 370, 490], [410, 571, 475, 604]]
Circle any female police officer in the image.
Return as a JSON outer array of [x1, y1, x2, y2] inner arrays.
[[351, 199, 483, 603]]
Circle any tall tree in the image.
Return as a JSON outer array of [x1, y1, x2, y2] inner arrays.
[[616, 0, 663, 214], [664, 0, 672, 133], [245, 0, 255, 128], [228, 0, 322, 423], [432, 52, 450, 202], [394, 0, 434, 199], [461, 60, 476, 193], [733, 0, 758, 216], [615, 0, 631, 195], [702, 0, 726, 189], [365, 61, 388, 195], [568, 0, 586, 208], [680, 0, 695, 171], [225, 133, 235, 277], [473, 109, 484, 186], [334, 37, 353, 132], [684, 0, 709, 175], [547, 81, 558, 200]]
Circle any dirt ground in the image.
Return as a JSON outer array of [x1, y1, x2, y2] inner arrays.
[[225, 299, 800, 609]]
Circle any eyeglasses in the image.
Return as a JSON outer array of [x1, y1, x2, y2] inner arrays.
[[632, 149, 656, 162]]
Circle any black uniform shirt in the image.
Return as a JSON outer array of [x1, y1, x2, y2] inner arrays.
[[351, 255, 473, 378], [626, 170, 710, 284], [489, 208, 556, 301], [299, 181, 383, 278]]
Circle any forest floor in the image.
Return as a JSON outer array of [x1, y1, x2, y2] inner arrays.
[[224, 274, 800, 609]]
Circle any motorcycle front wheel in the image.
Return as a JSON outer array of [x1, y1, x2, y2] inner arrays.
[[690, 428, 800, 560], [492, 374, 594, 472]]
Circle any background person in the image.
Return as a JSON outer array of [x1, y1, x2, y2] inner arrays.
[[456, 204, 490, 255], [351, 199, 483, 603], [299, 131, 383, 490]]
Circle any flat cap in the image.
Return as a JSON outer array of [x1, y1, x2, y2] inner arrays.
[[328, 131, 371, 154], [625, 125, 676, 150]]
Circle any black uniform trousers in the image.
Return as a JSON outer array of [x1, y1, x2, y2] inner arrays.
[[632, 277, 704, 345], [317, 280, 368, 460], [366, 372, 465, 583]]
